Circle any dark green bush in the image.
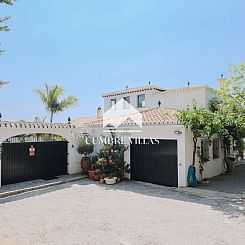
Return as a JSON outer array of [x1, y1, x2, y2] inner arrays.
[[77, 139, 94, 156]]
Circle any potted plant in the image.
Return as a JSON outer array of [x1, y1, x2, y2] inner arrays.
[[99, 178, 105, 184], [104, 176, 117, 185], [97, 171, 105, 184], [77, 139, 94, 173], [88, 168, 96, 179], [93, 173, 100, 181], [95, 132, 129, 185]]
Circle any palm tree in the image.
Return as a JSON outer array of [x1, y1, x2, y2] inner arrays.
[[33, 83, 78, 123]]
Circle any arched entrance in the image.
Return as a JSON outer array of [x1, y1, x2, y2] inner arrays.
[[0, 121, 84, 186], [1, 133, 68, 185]]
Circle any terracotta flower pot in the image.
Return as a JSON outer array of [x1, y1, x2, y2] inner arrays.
[[88, 170, 96, 179], [81, 156, 91, 173], [93, 174, 100, 181]]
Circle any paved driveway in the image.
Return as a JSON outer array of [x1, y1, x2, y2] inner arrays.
[[198, 163, 245, 195], [0, 179, 244, 245]]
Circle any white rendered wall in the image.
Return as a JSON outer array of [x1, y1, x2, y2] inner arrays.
[[103, 89, 158, 112], [85, 124, 187, 187], [103, 87, 217, 112], [87, 125, 225, 187], [184, 129, 225, 184], [0, 122, 84, 186], [150, 88, 217, 110]]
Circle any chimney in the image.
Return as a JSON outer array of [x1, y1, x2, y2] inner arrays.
[[218, 74, 226, 87], [96, 106, 102, 118]]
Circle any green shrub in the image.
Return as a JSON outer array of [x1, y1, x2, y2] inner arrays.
[[77, 139, 94, 156]]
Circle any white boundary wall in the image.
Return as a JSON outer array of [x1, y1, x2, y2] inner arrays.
[[0, 121, 85, 187]]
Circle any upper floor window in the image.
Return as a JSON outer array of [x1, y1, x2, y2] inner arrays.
[[111, 98, 116, 109], [137, 94, 145, 108], [213, 138, 220, 159], [124, 96, 130, 108]]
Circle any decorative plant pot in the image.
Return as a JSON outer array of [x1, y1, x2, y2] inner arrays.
[[81, 156, 91, 173], [104, 177, 117, 185], [99, 178, 105, 184], [93, 174, 100, 181], [88, 170, 96, 179], [117, 177, 121, 182]]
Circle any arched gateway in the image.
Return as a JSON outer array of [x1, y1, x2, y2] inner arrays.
[[0, 121, 84, 186]]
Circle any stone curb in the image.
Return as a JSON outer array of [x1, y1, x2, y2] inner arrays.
[[0, 175, 87, 199]]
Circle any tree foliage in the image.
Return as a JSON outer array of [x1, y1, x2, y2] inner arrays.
[[178, 60, 245, 168], [0, 0, 14, 85], [0, 0, 14, 54], [216, 61, 245, 157], [218, 61, 245, 124], [33, 83, 78, 123], [177, 102, 217, 165], [0, 80, 9, 88]]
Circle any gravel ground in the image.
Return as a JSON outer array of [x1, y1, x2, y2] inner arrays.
[[0, 179, 244, 245]]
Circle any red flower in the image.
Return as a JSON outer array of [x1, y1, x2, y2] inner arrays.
[[105, 150, 110, 154], [109, 159, 113, 164]]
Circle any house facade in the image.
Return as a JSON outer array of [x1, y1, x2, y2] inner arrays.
[[0, 81, 227, 188], [102, 84, 216, 112], [75, 83, 226, 187]]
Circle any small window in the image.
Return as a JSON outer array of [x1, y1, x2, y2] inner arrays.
[[201, 139, 210, 161], [213, 138, 220, 159], [111, 98, 116, 109], [137, 94, 145, 108], [123, 96, 130, 109]]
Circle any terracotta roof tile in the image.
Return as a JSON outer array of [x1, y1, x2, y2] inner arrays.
[[71, 116, 97, 127], [102, 85, 166, 97], [83, 107, 179, 127]]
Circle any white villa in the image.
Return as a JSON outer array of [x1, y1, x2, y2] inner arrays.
[[0, 77, 230, 188], [72, 76, 228, 187]]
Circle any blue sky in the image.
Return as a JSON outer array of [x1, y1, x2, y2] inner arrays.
[[0, 0, 245, 122]]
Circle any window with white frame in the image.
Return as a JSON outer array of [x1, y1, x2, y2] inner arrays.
[[137, 94, 145, 108], [111, 98, 116, 109]]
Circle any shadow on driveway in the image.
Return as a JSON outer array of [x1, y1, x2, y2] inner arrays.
[[0, 176, 244, 219], [197, 164, 245, 195]]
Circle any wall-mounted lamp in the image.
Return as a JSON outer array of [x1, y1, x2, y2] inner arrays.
[[174, 130, 182, 135], [68, 117, 71, 124], [82, 132, 89, 138], [71, 144, 74, 148]]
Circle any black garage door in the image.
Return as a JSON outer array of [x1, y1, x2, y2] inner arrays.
[[130, 139, 178, 187], [1, 141, 68, 185]]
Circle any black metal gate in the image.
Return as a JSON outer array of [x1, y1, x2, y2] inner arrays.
[[1, 141, 68, 185], [130, 139, 178, 187]]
